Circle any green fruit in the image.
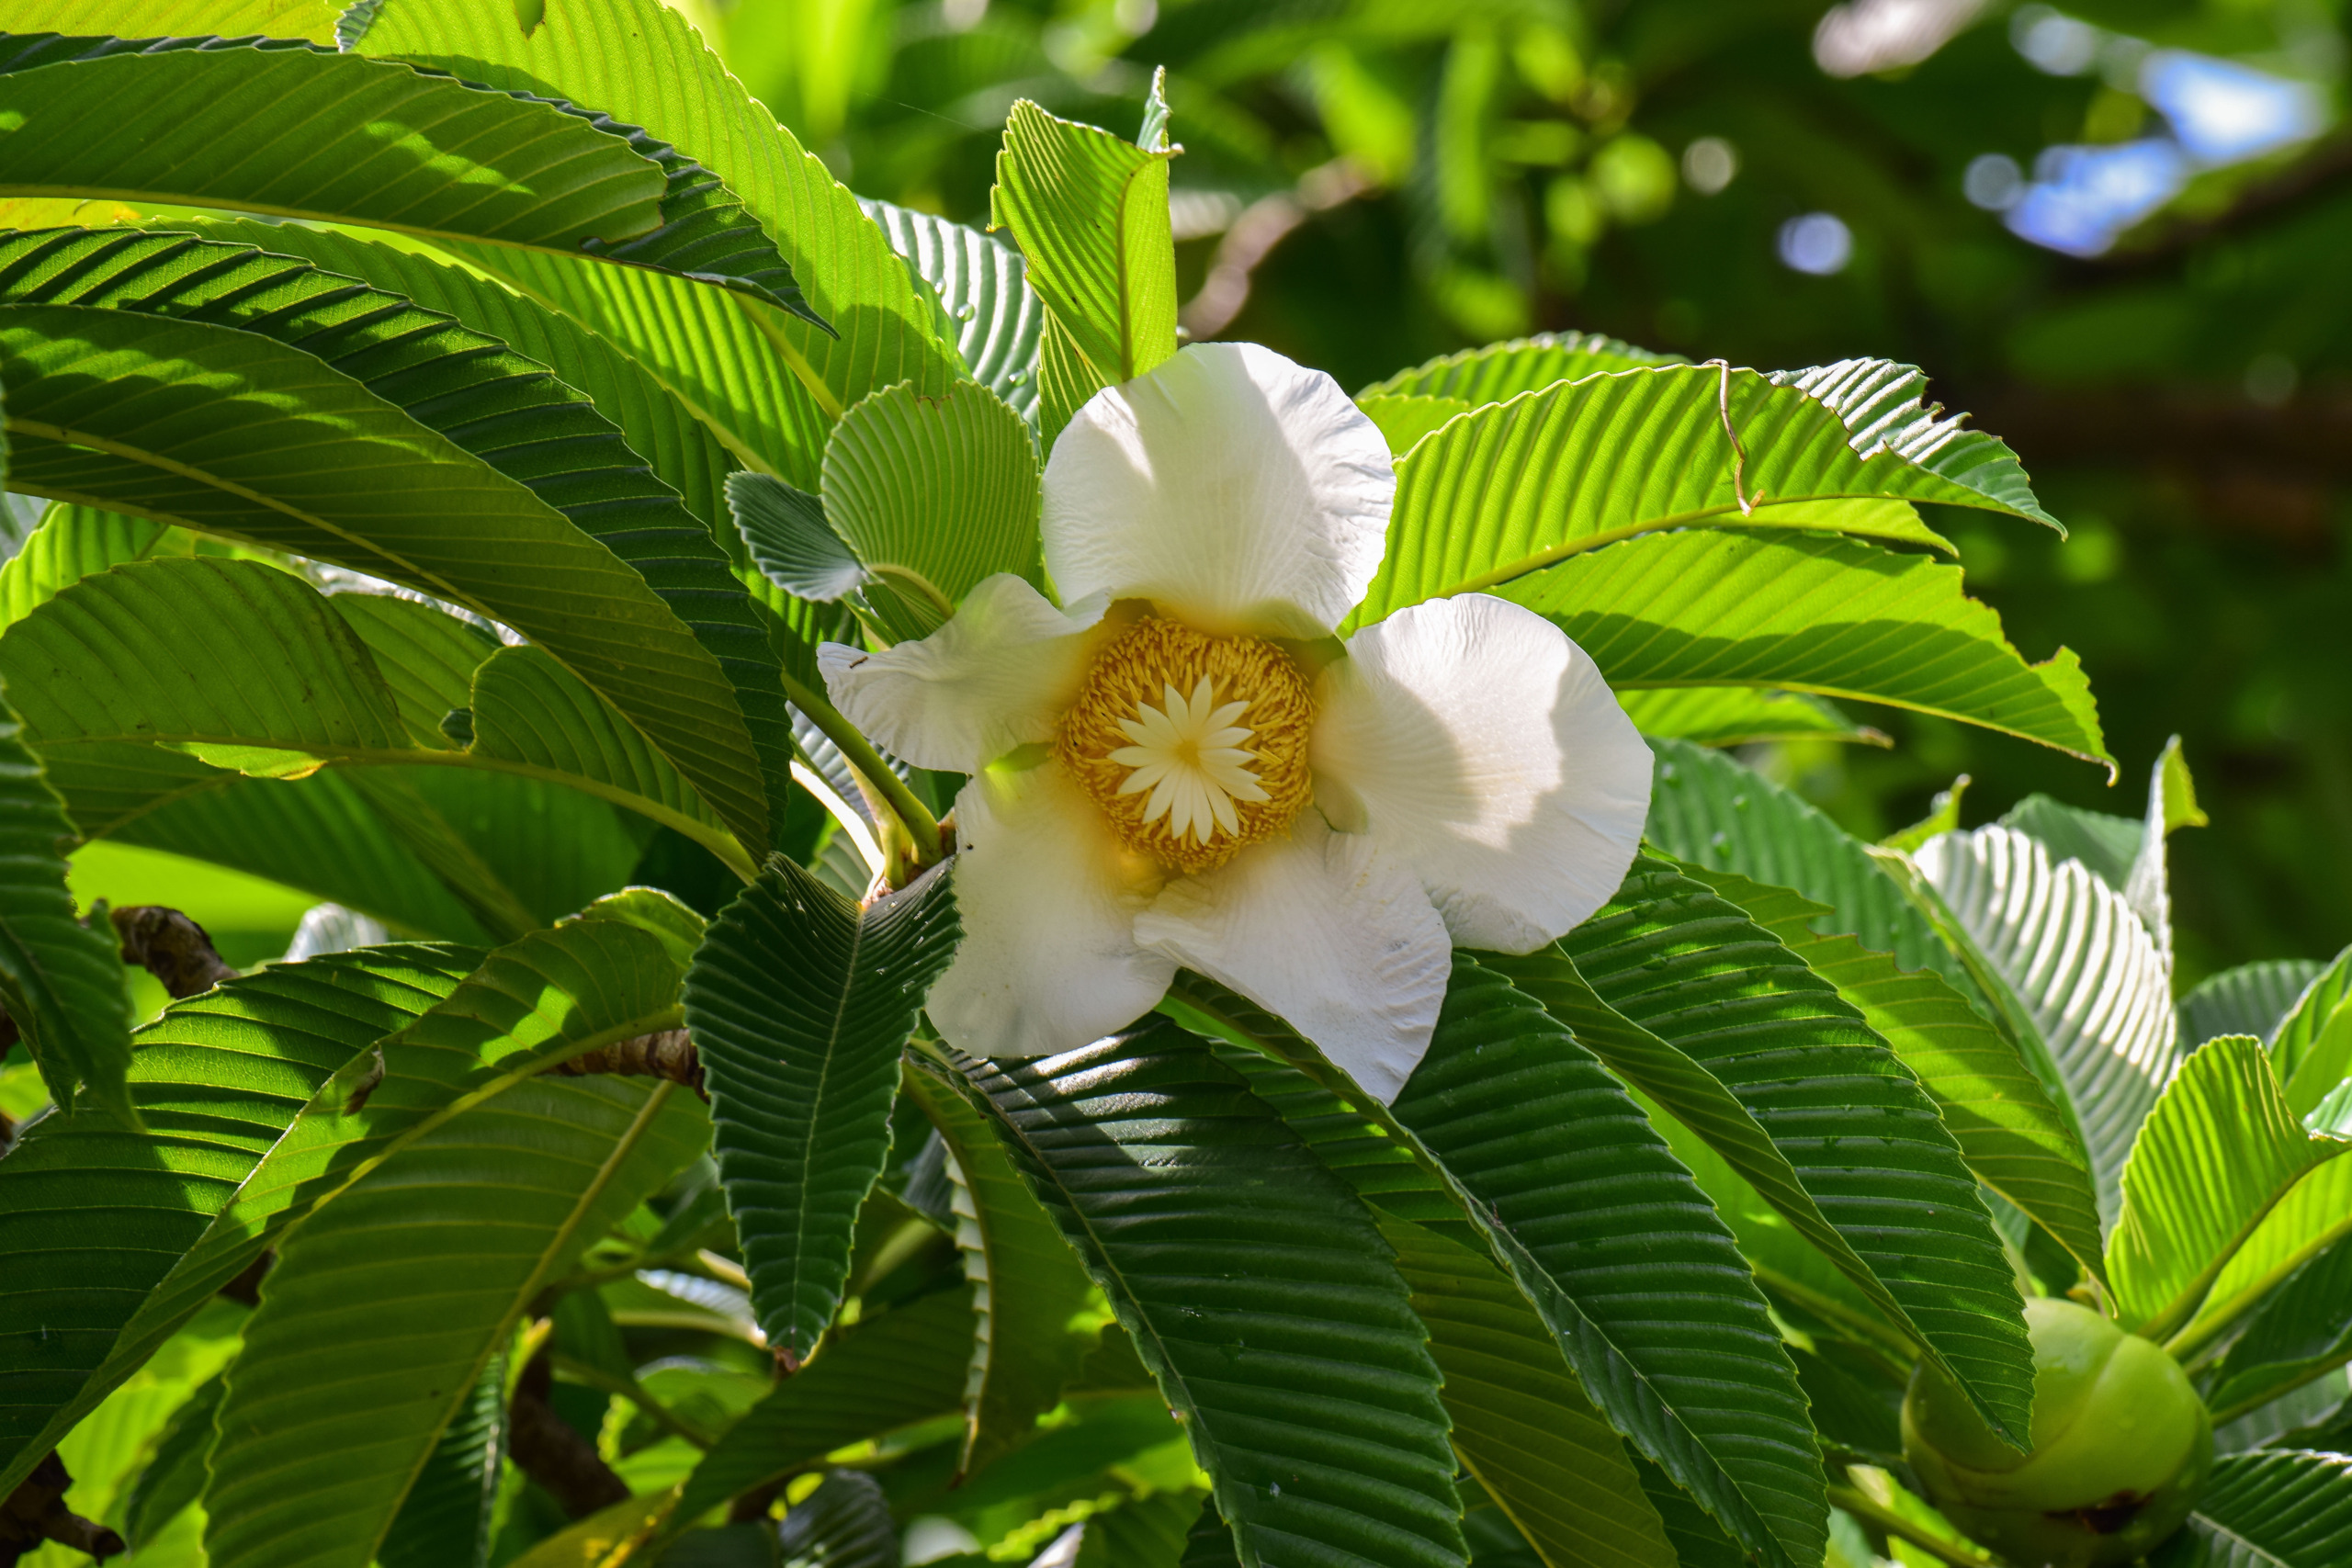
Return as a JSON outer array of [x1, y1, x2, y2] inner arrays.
[[1902, 1298, 2212, 1568]]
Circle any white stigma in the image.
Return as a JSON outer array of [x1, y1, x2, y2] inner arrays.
[[1108, 675, 1270, 845]]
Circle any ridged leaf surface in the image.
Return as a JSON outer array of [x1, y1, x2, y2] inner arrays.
[[933, 1021, 1469, 1568], [1500, 530, 2108, 764], [0, 946, 478, 1496], [1619, 687, 1884, 748], [865, 199, 1046, 420], [2270, 944, 2352, 1120], [2181, 959, 2329, 1054], [2154, 1450, 2352, 1568], [683, 855, 960, 1359], [1360, 331, 1681, 403], [203, 1075, 707, 1568]]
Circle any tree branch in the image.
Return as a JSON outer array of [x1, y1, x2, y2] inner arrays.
[[548, 1030, 704, 1097], [0, 1451, 123, 1566], [508, 1349, 630, 1520], [111, 906, 238, 999]]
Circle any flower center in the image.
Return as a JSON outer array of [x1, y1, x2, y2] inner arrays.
[[1057, 616, 1314, 874]]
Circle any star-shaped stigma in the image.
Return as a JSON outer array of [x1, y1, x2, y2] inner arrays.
[[1109, 676, 1270, 845]]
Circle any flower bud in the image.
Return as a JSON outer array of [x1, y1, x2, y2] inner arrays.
[[1902, 1297, 2212, 1568]]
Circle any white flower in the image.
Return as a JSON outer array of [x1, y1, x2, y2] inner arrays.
[[820, 343, 1651, 1100]]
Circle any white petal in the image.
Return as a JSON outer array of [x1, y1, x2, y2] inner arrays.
[[1044, 343, 1394, 637], [817, 575, 1106, 773], [1135, 817, 1452, 1103], [928, 765, 1174, 1058], [1312, 593, 1651, 953]]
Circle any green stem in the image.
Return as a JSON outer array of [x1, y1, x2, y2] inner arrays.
[[1826, 1483, 1996, 1568], [780, 670, 943, 868]]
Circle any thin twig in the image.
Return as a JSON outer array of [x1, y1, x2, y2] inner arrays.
[[112, 906, 238, 999], [549, 1030, 705, 1097], [0, 1451, 123, 1564]]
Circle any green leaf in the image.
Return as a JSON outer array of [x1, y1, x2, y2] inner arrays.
[[1882, 776, 1972, 854], [1357, 393, 1472, 458], [0, 674, 133, 1120], [683, 855, 960, 1360], [729, 474, 867, 604], [2207, 1235, 2352, 1421], [777, 1470, 899, 1568], [327, 593, 499, 753], [2152, 1450, 2352, 1568], [927, 1021, 1470, 1568], [1498, 530, 2109, 765], [672, 1284, 976, 1526], [820, 379, 1041, 639], [0, 36, 668, 253], [2185, 1154, 2352, 1371], [1619, 686, 1889, 748], [1389, 960, 1817, 1568], [202, 1075, 707, 1568], [1359, 331, 1683, 403], [2182, 961, 2329, 1054], [864, 199, 1046, 422], [1916, 823, 2177, 1226], [2108, 1035, 2347, 1337], [1682, 862, 2104, 1288], [1643, 737, 1972, 989], [121, 1365, 225, 1549], [353, 0, 964, 420], [378, 1350, 505, 1568], [1997, 795, 2144, 891], [989, 96, 1179, 446], [0, 222, 796, 853], [151, 904, 697, 1375], [0, 305, 775, 860], [2272, 945, 2352, 1121], [0, 944, 479, 1496], [1507, 855, 2038, 1448], [1351, 358, 2059, 627], [0, 500, 166, 630], [901, 1066, 1100, 1482]]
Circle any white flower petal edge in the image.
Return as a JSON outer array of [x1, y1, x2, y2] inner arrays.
[[929, 765, 1173, 1058], [818, 575, 1107, 773], [1311, 593, 1652, 953], [1045, 343, 1394, 638], [1134, 815, 1452, 1103]]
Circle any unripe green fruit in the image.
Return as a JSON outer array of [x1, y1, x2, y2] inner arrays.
[[1902, 1298, 2212, 1568]]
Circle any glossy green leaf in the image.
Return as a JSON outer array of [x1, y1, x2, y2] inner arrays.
[[1512, 855, 2037, 1447], [1643, 738, 1974, 990], [202, 1075, 707, 1568], [0, 500, 166, 630], [1499, 530, 2109, 764], [353, 0, 964, 420], [729, 473, 866, 604], [0, 306, 773, 857], [2272, 945, 2352, 1121], [777, 1469, 897, 1568], [1618, 686, 1888, 748], [378, 1350, 504, 1568], [326, 593, 498, 754], [0, 675, 133, 1120], [2207, 1234, 2352, 1421], [820, 379, 1041, 639], [2152, 1450, 2352, 1568], [0, 37, 665, 252], [0, 945, 479, 1497], [1917, 823, 2177, 1226], [2181, 960, 2329, 1054], [2186, 1152, 2352, 1368], [1388, 956, 1822, 1568], [672, 1284, 976, 1526], [1684, 863, 2104, 1286], [121, 1365, 225, 1549], [865, 199, 1046, 421], [901, 1066, 1099, 1481], [929, 1021, 1470, 1568], [1361, 331, 1683, 403], [2109, 1036, 2346, 1337], [683, 855, 960, 1359], [0, 223, 794, 852], [1358, 393, 1473, 457], [989, 93, 1178, 446]]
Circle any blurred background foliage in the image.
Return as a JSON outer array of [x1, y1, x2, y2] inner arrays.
[[660, 0, 2350, 985]]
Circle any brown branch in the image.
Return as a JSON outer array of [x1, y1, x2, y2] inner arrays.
[[0, 1451, 123, 1566], [548, 1030, 703, 1097], [508, 1349, 629, 1519], [111, 906, 238, 999], [2093, 132, 2352, 270]]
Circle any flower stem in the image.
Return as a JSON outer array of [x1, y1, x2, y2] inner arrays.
[[780, 671, 944, 869], [1826, 1483, 1995, 1568]]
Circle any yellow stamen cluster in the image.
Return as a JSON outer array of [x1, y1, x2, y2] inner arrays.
[[1057, 616, 1314, 874]]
